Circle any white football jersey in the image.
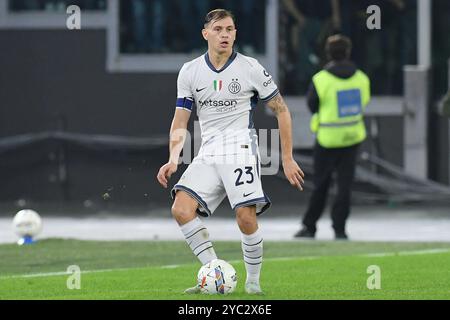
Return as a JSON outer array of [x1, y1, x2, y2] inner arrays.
[[176, 52, 279, 156]]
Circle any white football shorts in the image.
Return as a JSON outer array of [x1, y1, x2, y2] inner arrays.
[[171, 153, 271, 217]]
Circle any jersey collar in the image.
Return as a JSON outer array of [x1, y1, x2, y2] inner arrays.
[[204, 51, 237, 73]]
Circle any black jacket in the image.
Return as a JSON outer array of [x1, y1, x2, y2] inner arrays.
[[307, 60, 358, 114]]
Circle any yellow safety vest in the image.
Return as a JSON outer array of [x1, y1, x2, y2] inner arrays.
[[310, 69, 371, 148]]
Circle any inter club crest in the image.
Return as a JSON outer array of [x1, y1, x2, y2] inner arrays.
[[228, 79, 241, 94]]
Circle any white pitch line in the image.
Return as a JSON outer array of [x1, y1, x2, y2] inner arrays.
[[2, 248, 449, 280], [160, 256, 321, 270], [0, 267, 132, 280], [360, 248, 450, 258]]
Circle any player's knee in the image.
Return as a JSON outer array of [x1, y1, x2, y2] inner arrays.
[[236, 208, 257, 232], [171, 203, 196, 222]]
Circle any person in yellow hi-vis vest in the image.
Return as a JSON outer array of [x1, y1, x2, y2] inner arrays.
[[294, 34, 371, 240]]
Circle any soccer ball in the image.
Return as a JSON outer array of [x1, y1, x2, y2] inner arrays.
[[197, 259, 237, 295], [12, 209, 42, 238]]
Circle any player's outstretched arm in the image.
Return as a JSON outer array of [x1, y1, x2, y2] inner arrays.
[[156, 108, 191, 188], [266, 94, 305, 190]]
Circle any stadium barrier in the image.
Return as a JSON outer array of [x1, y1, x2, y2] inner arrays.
[[403, 66, 429, 180], [0, 131, 168, 154]]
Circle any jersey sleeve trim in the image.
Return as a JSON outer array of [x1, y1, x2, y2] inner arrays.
[[260, 89, 280, 102]]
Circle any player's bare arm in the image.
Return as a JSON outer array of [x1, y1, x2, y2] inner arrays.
[[157, 108, 191, 188], [266, 94, 305, 190]]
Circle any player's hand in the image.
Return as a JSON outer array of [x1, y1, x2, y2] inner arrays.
[[282, 158, 305, 191], [157, 162, 178, 189]]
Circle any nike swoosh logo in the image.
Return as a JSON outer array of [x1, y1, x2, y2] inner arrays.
[[196, 87, 207, 92], [243, 191, 256, 198]]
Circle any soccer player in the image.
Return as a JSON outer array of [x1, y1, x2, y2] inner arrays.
[[157, 9, 304, 295]]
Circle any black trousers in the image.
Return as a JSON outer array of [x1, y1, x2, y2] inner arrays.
[[302, 143, 360, 233]]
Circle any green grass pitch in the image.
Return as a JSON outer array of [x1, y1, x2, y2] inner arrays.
[[1, 239, 449, 300]]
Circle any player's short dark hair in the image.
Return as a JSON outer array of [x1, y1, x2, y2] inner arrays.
[[325, 34, 352, 61], [204, 9, 235, 28]]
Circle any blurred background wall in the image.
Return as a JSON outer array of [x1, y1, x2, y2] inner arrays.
[[0, 0, 449, 212]]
